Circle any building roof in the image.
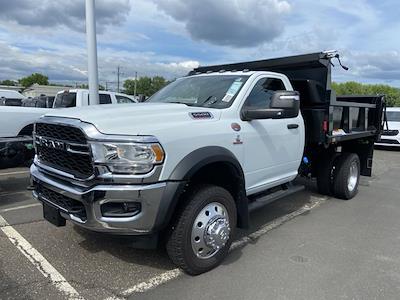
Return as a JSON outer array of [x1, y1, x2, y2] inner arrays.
[[23, 83, 72, 92], [0, 85, 24, 92]]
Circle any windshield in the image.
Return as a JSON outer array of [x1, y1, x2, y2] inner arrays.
[[387, 111, 400, 122], [147, 75, 249, 108], [54, 92, 76, 108]]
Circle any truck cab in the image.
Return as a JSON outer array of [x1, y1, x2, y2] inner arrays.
[[144, 70, 304, 194]]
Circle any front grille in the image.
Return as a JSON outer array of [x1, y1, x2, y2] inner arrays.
[[36, 123, 87, 144], [35, 123, 94, 179], [37, 145, 93, 178], [37, 184, 86, 220], [379, 139, 400, 144], [382, 129, 399, 136]]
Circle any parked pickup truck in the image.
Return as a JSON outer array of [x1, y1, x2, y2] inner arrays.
[[0, 90, 137, 169], [52, 89, 137, 108], [30, 51, 385, 275], [0, 89, 26, 106]]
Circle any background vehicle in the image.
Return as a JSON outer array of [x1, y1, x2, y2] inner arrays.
[[22, 95, 55, 108], [53, 89, 137, 108], [0, 89, 26, 106], [30, 51, 385, 275], [375, 107, 400, 147], [0, 90, 137, 169]]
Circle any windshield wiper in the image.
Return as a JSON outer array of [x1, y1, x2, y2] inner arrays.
[[168, 101, 195, 106], [201, 96, 218, 107]]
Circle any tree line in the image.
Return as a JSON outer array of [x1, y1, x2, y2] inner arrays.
[[123, 76, 169, 97], [1, 73, 49, 88], [0, 73, 169, 97], [332, 81, 400, 107], [2, 73, 399, 106]]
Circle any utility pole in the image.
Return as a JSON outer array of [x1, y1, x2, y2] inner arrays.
[[85, 0, 99, 104], [117, 66, 120, 93], [115, 66, 125, 93], [134, 71, 138, 98]]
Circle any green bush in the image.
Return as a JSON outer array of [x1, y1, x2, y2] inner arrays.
[[332, 81, 400, 107], [124, 76, 169, 97]]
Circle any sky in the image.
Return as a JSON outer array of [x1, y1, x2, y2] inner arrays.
[[0, 0, 400, 89]]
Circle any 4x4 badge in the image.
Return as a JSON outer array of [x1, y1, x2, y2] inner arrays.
[[233, 135, 243, 145]]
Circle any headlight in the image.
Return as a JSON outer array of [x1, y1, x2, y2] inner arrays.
[[91, 142, 164, 174]]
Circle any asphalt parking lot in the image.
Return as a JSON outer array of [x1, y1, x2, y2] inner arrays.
[[1, 149, 400, 300]]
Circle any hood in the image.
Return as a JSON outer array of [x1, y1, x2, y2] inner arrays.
[[44, 103, 222, 136], [387, 121, 400, 130]]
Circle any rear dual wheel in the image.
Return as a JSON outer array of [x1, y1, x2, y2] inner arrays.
[[332, 153, 360, 200], [316, 152, 360, 200]]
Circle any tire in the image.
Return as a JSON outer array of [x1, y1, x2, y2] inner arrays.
[[166, 184, 237, 275], [332, 153, 360, 200], [316, 154, 337, 195]]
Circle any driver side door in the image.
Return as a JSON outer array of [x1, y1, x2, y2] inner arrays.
[[239, 76, 304, 195]]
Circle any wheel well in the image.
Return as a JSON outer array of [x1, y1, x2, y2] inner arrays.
[[181, 161, 248, 228], [18, 124, 34, 136], [190, 162, 241, 198]]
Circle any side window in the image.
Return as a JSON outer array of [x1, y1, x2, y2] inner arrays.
[[99, 94, 112, 104], [245, 78, 286, 108], [116, 95, 135, 104]]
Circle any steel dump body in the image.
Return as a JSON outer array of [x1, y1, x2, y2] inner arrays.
[[191, 52, 385, 147]]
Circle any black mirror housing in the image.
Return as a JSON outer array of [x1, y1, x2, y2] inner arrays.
[[242, 90, 300, 121]]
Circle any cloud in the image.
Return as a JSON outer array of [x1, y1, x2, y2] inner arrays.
[[0, 0, 399, 88], [0, 41, 87, 81], [0, 0, 131, 33], [344, 51, 400, 82], [0, 41, 200, 86], [153, 0, 291, 47]]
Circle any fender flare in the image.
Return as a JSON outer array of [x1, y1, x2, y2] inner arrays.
[[154, 147, 249, 231], [169, 146, 245, 181]]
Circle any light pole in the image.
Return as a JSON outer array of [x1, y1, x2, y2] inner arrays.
[[85, 0, 99, 104]]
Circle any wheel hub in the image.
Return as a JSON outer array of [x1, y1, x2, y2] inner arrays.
[[191, 202, 230, 259], [204, 217, 230, 250], [347, 161, 359, 192]]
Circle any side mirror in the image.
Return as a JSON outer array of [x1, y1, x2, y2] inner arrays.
[[242, 90, 300, 121]]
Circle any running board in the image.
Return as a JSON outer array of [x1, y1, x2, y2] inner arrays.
[[248, 183, 305, 212]]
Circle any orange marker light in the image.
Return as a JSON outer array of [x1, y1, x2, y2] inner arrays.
[[151, 144, 165, 163]]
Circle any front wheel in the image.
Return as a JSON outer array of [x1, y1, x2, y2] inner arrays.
[[332, 153, 360, 200], [166, 184, 237, 275]]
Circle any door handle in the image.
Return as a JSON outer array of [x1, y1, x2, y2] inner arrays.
[[287, 124, 299, 129]]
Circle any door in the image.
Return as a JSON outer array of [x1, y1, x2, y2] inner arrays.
[[240, 76, 304, 194]]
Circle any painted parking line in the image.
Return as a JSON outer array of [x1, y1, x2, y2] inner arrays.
[[0, 214, 84, 300], [0, 203, 41, 213], [0, 190, 30, 198], [106, 195, 327, 299], [104, 269, 182, 300], [0, 170, 30, 177]]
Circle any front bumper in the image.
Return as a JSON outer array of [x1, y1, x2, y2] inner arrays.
[[31, 164, 182, 235], [375, 135, 400, 146]]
